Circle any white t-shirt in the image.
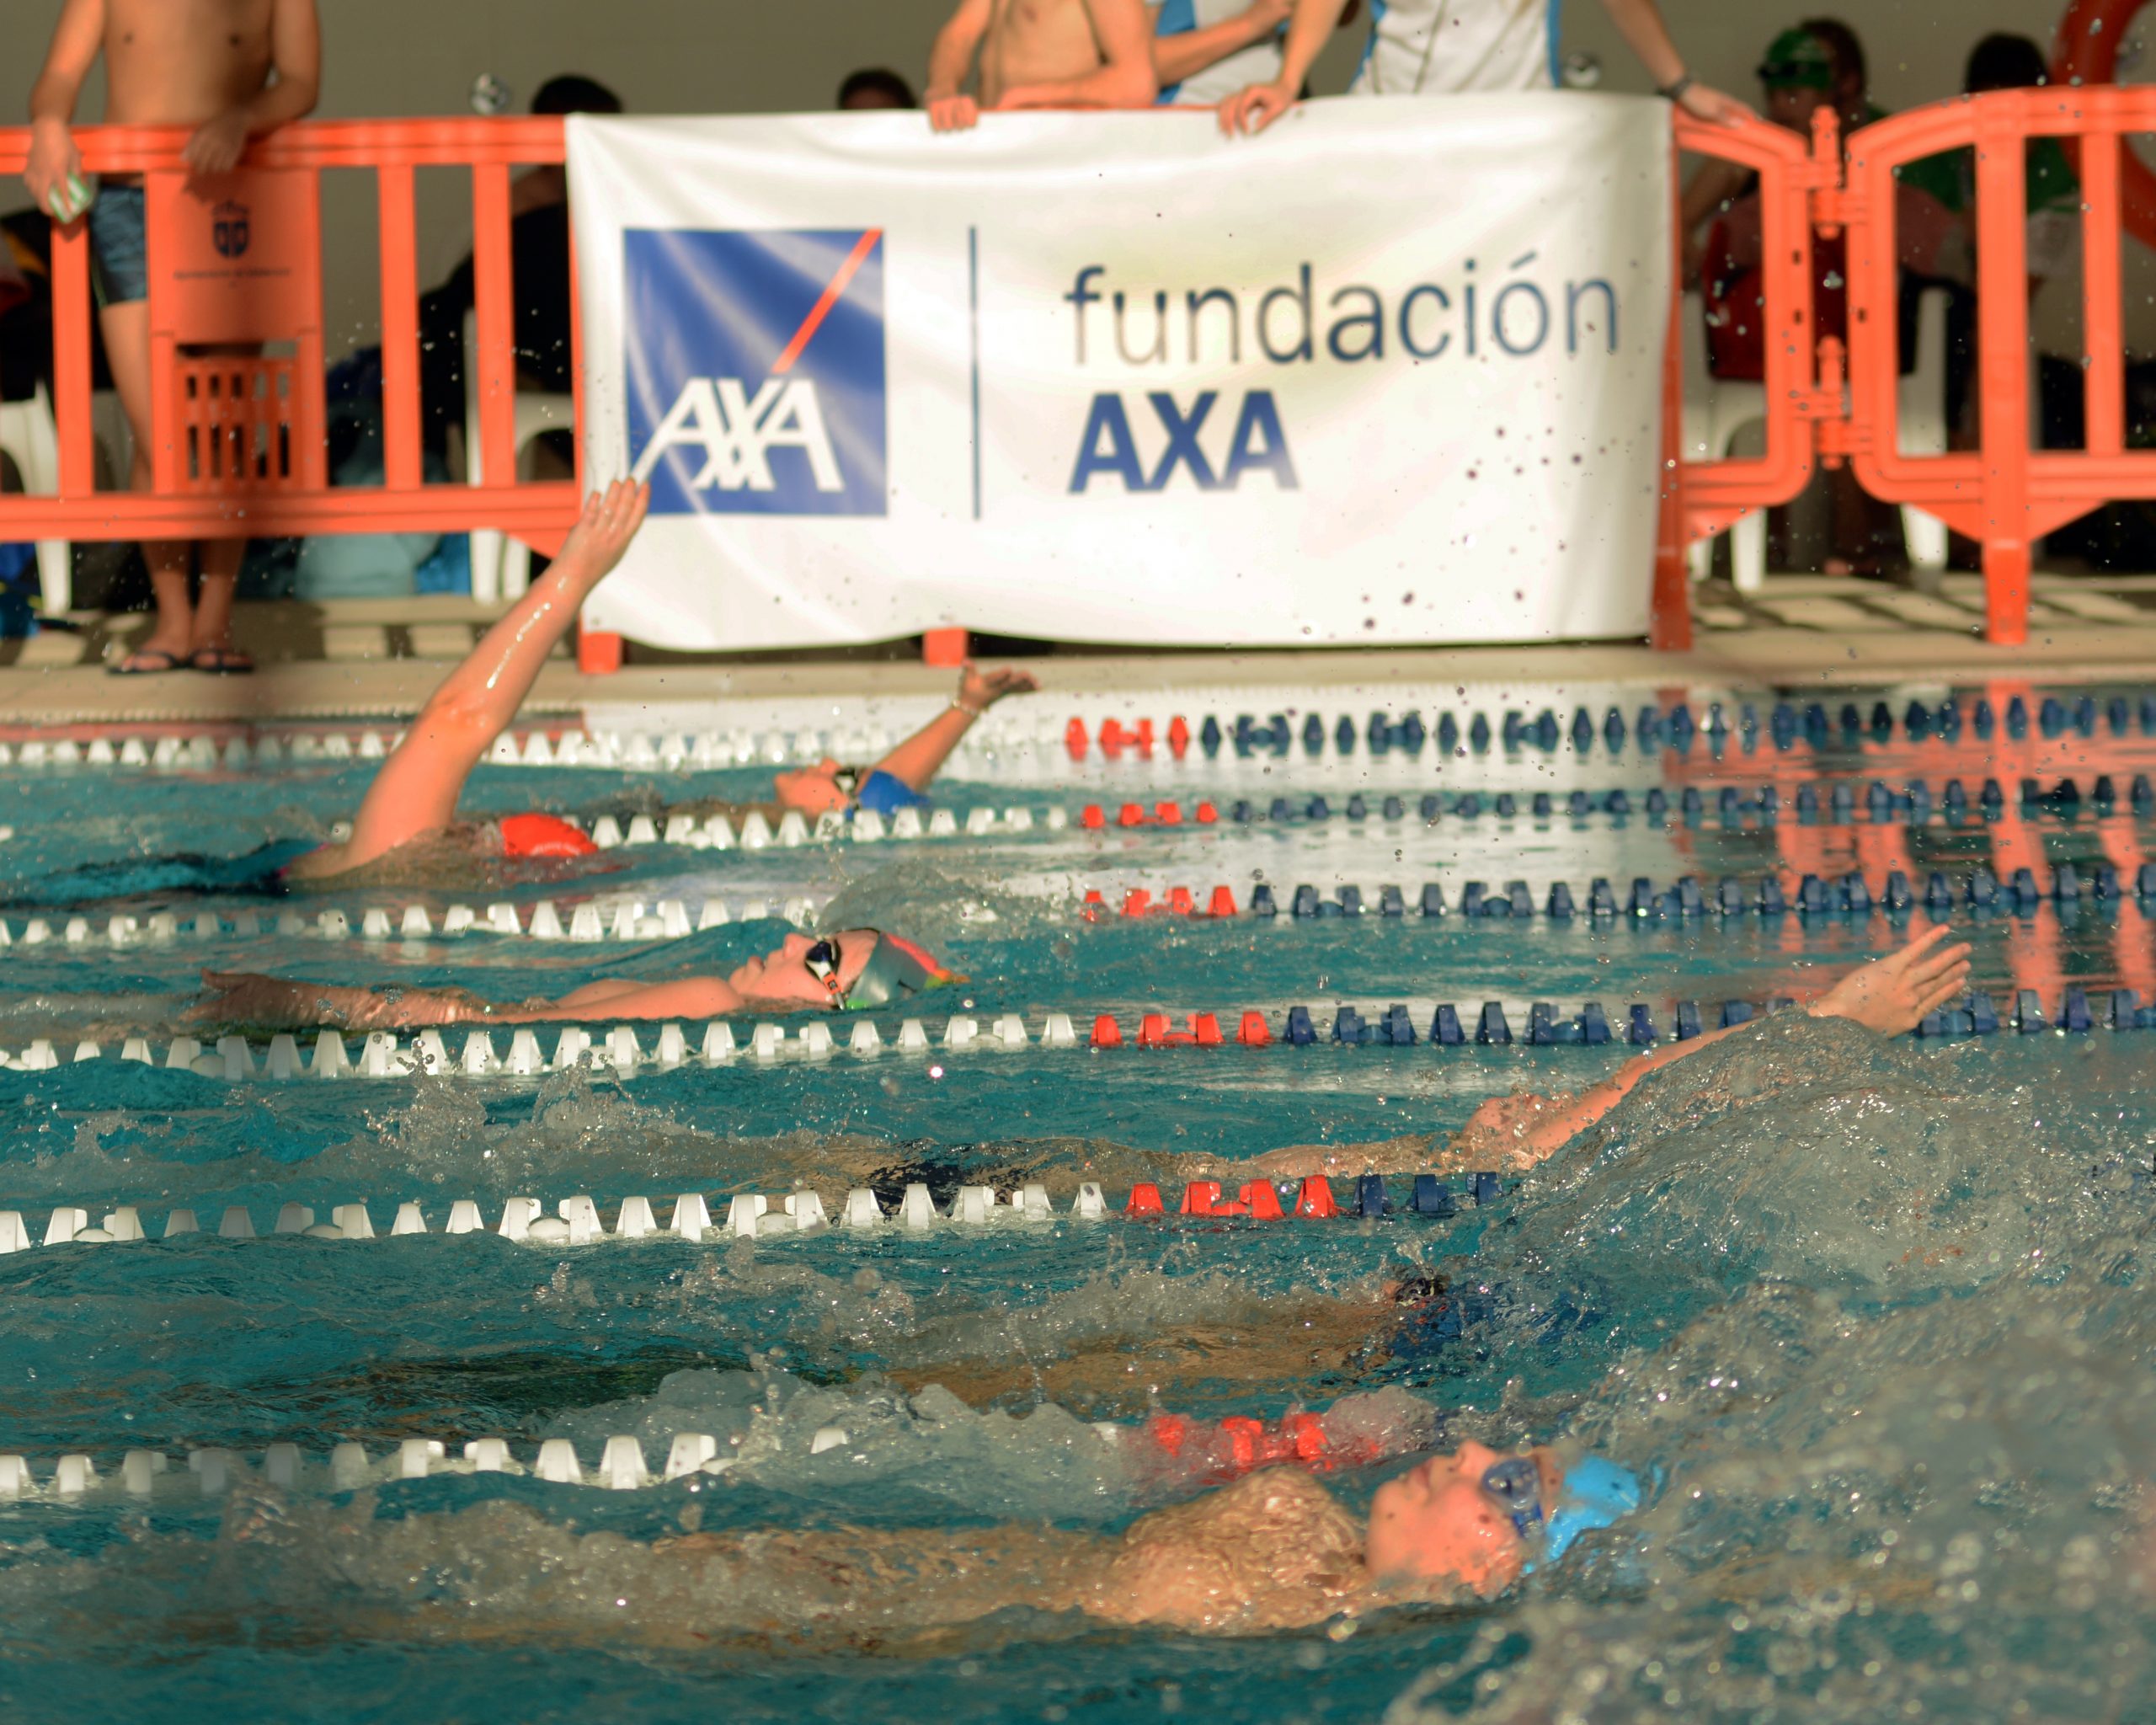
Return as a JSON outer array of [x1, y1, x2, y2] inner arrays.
[[1153, 0, 1288, 107], [1350, 0, 1559, 96]]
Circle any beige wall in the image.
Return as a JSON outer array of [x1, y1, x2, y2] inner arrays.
[[4, 0, 2121, 355]]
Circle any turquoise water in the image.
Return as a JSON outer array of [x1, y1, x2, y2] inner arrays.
[[0, 686, 2152, 1722]]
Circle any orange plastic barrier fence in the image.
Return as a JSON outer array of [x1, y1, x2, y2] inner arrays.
[[1843, 86, 2156, 647], [0, 119, 582, 569], [1654, 109, 1839, 651]]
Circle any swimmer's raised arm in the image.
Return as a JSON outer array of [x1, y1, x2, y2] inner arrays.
[[287, 481, 647, 882], [1457, 926, 1975, 1167], [771, 662, 1038, 816], [870, 661, 1039, 793]]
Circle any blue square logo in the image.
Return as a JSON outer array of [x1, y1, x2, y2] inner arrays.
[[625, 228, 887, 516]]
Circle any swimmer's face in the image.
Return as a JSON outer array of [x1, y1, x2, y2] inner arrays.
[[774, 758, 851, 816], [728, 929, 876, 1007], [1364, 1442, 1560, 1598]]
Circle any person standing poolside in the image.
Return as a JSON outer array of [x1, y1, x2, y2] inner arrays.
[[1215, 0, 1748, 135], [1150, 0, 1292, 108], [924, 0, 1159, 132], [24, 0, 321, 676]]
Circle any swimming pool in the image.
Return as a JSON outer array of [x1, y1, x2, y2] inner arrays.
[[0, 676, 2151, 1722]]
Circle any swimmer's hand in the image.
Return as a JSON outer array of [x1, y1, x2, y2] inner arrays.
[[957, 661, 1039, 713], [1807, 925, 1973, 1037], [548, 479, 649, 594]]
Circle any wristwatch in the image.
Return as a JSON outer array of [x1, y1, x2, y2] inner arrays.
[[1657, 72, 1694, 103]]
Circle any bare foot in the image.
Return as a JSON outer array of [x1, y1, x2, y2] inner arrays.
[[549, 478, 649, 594], [1808, 925, 1973, 1036]]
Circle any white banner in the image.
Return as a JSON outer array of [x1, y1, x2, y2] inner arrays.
[[568, 97, 1670, 650]]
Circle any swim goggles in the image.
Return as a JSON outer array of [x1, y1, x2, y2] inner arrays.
[[802, 937, 851, 1007], [1481, 1458, 1546, 1539], [1485, 1453, 1644, 1573]]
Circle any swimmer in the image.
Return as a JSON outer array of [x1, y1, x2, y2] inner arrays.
[[1451, 924, 1974, 1169], [6, 480, 1033, 906], [192, 922, 965, 1031], [389, 1440, 1631, 1637], [654, 658, 1039, 836], [280, 481, 1033, 884], [1224, 926, 1976, 1186], [883, 1267, 1460, 1418]]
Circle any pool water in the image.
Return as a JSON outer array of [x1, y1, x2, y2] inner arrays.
[[0, 679, 2151, 1722]]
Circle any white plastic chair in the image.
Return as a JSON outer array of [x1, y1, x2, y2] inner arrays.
[[1683, 286, 1951, 589], [462, 310, 574, 602], [0, 382, 72, 612]]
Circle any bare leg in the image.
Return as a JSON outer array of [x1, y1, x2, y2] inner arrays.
[[286, 479, 648, 878], [101, 301, 199, 670], [189, 537, 250, 670]]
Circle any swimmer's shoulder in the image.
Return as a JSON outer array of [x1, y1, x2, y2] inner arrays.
[[276, 825, 492, 888]]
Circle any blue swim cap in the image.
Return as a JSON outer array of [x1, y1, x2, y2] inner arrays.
[[1529, 1455, 1641, 1570]]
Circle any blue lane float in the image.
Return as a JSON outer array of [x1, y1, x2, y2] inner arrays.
[[1240, 862, 2152, 923], [1221, 773, 2153, 829]]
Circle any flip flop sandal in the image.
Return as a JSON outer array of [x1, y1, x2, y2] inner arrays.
[[107, 647, 189, 677], [189, 647, 255, 676]]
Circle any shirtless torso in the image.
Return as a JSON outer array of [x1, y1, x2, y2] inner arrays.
[[975, 0, 1114, 105], [99, 0, 280, 130], [925, 0, 1157, 131]]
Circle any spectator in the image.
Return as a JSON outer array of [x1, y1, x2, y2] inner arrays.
[[1898, 35, 2079, 453], [1216, 0, 1750, 135], [924, 0, 1158, 133], [1691, 23, 1961, 579], [416, 75, 622, 470], [24, 0, 321, 675], [1151, 0, 1290, 108], [839, 68, 917, 109]]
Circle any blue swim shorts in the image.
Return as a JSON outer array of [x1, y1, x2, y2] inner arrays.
[[88, 183, 148, 307]]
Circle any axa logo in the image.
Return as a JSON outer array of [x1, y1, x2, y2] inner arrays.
[[212, 200, 250, 260], [625, 228, 886, 516]]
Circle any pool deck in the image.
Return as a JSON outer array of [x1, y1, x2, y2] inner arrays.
[[5, 571, 2155, 724]]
